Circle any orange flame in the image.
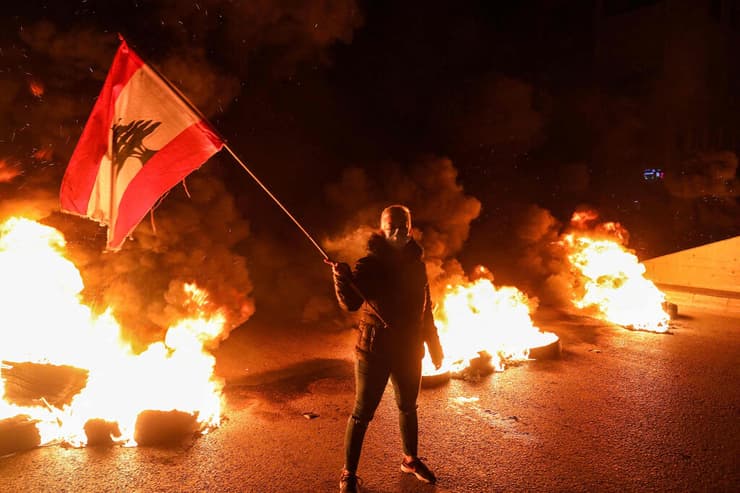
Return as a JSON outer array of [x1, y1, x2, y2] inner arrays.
[[563, 215, 669, 333], [570, 209, 599, 228], [29, 79, 44, 98], [0, 158, 22, 183], [0, 217, 226, 446], [32, 147, 53, 161], [423, 267, 557, 375]]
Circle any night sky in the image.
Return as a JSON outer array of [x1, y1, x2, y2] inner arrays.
[[0, 1, 738, 338]]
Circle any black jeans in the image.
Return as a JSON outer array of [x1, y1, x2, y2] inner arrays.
[[344, 355, 422, 473]]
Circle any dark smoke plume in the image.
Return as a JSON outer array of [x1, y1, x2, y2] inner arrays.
[[0, 1, 365, 345], [507, 204, 571, 307], [322, 156, 481, 300], [54, 170, 255, 350], [245, 156, 480, 329], [432, 74, 546, 171], [503, 204, 670, 310], [660, 151, 740, 247], [664, 151, 738, 199], [156, 0, 363, 77]]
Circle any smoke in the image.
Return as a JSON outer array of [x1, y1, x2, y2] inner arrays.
[[1, 0, 365, 177], [247, 152, 483, 328], [0, 23, 251, 349], [157, 49, 241, 118], [156, 0, 363, 77], [0, 184, 59, 224], [18, 21, 117, 78], [218, 0, 362, 76], [660, 151, 740, 246], [228, 156, 480, 329], [0, 23, 112, 198], [323, 156, 481, 299], [0, 1, 367, 344], [664, 151, 738, 199], [507, 204, 572, 307], [0, 158, 64, 225], [432, 74, 545, 169], [17, 19, 237, 122], [50, 169, 255, 350], [503, 203, 672, 311]]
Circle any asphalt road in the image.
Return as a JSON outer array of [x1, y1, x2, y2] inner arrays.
[[1, 306, 738, 492]]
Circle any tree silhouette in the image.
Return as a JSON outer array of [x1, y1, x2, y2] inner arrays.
[[112, 119, 161, 171]]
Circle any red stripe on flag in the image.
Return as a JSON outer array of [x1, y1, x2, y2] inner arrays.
[[60, 42, 143, 214], [109, 122, 223, 249]]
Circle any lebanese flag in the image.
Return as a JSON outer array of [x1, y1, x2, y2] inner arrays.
[[60, 39, 224, 250]]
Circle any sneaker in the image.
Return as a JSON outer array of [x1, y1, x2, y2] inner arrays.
[[401, 457, 437, 484], [339, 470, 361, 493]]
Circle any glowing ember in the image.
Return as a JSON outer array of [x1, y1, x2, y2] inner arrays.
[[0, 217, 226, 447], [563, 213, 670, 333], [28, 79, 44, 98], [570, 209, 599, 227], [423, 267, 558, 376], [32, 147, 53, 161]]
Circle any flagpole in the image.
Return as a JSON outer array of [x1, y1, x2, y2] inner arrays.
[[129, 37, 388, 326], [108, 125, 118, 249], [134, 44, 333, 259], [222, 144, 389, 329], [147, 75, 330, 258], [222, 144, 330, 260]]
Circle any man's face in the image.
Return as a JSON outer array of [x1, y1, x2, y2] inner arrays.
[[381, 209, 411, 249]]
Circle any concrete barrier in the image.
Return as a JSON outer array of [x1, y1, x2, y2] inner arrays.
[[643, 236, 740, 317]]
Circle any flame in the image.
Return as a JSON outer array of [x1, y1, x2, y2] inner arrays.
[[563, 215, 669, 333], [0, 217, 226, 447], [0, 158, 22, 183], [570, 209, 599, 228], [32, 147, 53, 161], [29, 79, 44, 98], [423, 267, 558, 375]]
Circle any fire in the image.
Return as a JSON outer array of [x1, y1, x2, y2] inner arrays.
[[0, 158, 22, 183], [563, 213, 669, 333], [32, 147, 53, 161], [423, 266, 558, 375], [570, 209, 599, 227], [0, 217, 226, 447], [28, 78, 44, 98]]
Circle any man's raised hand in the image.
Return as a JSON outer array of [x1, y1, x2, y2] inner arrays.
[[324, 258, 352, 279]]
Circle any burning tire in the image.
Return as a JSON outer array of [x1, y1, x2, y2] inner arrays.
[[134, 410, 200, 446], [663, 302, 678, 319], [528, 337, 561, 360], [0, 415, 41, 456], [421, 370, 451, 388], [451, 352, 495, 381], [1, 361, 89, 408], [84, 419, 122, 447]]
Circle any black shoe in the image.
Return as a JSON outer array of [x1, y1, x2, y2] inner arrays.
[[401, 457, 437, 484], [339, 470, 361, 493]]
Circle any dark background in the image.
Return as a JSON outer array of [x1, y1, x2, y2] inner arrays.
[[0, 0, 737, 341]]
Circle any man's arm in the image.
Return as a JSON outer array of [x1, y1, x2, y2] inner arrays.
[[330, 261, 362, 311], [329, 257, 374, 312], [422, 282, 444, 368]]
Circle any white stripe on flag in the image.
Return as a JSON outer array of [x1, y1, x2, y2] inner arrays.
[[86, 64, 202, 227]]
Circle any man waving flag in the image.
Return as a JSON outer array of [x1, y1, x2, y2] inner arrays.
[[60, 38, 224, 250]]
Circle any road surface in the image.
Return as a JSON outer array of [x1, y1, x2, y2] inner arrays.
[[1, 306, 738, 492]]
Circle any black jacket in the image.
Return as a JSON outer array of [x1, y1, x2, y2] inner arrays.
[[333, 233, 443, 362]]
